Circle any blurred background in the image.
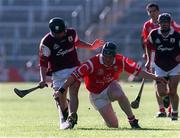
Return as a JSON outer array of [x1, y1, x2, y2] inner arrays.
[[0, 0, 179, 82]]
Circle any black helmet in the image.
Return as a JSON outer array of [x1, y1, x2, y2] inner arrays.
[[49, 17, 66, 34], [158, 13, 171, 23], [102, 42, 117, 57]]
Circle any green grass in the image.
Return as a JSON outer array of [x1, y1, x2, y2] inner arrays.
[[0, 82, 180, 138]]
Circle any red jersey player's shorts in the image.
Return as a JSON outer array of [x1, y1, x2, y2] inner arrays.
[[89, 80, 123, 110]]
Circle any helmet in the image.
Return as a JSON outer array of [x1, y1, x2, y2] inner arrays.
[[102, 42, 117, 57], [49, 17, 66, 34], [158, 13, 171, 23]]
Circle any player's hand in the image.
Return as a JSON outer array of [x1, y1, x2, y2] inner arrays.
[[53, 88, 65, 99], [91, 39, 105, 50], [53, 91, 60, 99], [155, 77, 167, 84], [175, 55, 180, 62], [142, 53, 147, 60], [38, 81, 48, 89], [145, 61, 151, 73]]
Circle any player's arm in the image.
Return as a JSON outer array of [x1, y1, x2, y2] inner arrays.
[[138, 70, 167, 83], [72, 29, 105, 50], [171, 20, 180, 32], [144, 31, 155, 72], [39, 43, 50, 88], [39, 66, 47, 83], [123, 57, 167, 83], [56, 75, 76, 94], [75, 39, 105, 50], [141, 23, 149, 60], [175, 32, 180, 62], [54, 61, 92, 97]]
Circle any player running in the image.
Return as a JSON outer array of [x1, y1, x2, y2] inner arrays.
[[141, 3, 180, 117], [38, 17, 104, 129], [145, 13, 180, 121]]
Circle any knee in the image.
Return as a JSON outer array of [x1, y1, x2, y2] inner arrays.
[[169, 92, 178, 97], [157, 91, 166, 97], [117, 94, 127, 102]]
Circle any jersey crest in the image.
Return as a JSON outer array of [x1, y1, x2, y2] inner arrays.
[[96, 68, 104, 76], [155, 38, 161, 44], [68, 36, 73, 42], [53, 44, 60, 50]]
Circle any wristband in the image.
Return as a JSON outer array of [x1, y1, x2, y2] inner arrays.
[[58, 87, 65, 93]]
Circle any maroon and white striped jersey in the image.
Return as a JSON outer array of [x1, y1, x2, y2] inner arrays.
[[39, 28, 80, 74]]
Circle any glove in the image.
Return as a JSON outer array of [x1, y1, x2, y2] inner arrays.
[[38, 81, 48, 89], [58, 87, 65, 93]]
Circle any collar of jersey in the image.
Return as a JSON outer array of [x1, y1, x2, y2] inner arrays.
[[158, 27, 174, 38]]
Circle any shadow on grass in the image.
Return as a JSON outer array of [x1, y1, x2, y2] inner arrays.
[[78, 127, 180, 131]]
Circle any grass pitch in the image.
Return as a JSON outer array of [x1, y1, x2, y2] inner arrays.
[[0, 82, 180, 138]]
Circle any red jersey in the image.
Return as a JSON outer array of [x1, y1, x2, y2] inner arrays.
[[141, 19, 159, 47], [72, 54, 142, 94], [39, 28, 80, 74]]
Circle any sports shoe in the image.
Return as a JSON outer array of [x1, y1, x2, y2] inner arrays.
[[66, 113, 78, 129], [163, 96, 170, 108], [60, 121, 71, 130], [129, 119, 141, 129], [156, 112, 167, 118], [171, 112, 178, 121]]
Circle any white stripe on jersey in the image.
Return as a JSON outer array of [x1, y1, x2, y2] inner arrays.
[[87, 60, 94, 73], [74, 31, 79, 43], [122, 56, 125, 72], [77, 64, 89, 76], [149, 34, 153, 43]]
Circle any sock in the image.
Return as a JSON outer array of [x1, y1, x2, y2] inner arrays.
[[172, 110, 178, 114], [128, 115, 135, 122], [160, 108, 165, 112], [168, 105, 171, 113], [159, 105, 165, 112]]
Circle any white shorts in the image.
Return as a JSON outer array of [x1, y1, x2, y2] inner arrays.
[[154, 64, 180, 77], [89, 86, 111, 110], [52, 67, 77, 90]]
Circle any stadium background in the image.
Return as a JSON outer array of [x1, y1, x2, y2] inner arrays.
[[0, 0, 179, 82]]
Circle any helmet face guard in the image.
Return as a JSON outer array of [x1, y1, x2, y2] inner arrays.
[[49, 17, 66, 34], [102, 42, 117, 57], [158, 13, 171, 33], [103, 49, 116, 57], [158, 13, 171, 24]]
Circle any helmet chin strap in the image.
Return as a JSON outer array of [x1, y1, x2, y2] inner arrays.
[[50, 30, 67, 39]]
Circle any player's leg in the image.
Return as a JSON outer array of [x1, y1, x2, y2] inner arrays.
[[69, 81, 80, 114], [89, 88, 118, 128], [154, 64, 170, 111], [108, 81, 141, 128], [98, 103, 118, 128], [152, 66, 166, 117], [53, 87, 69, 123], [67, 81, 80, 128], [168, 75, 179, 121], [155, 89, 166, 117], [52, 69, 74, 129]]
